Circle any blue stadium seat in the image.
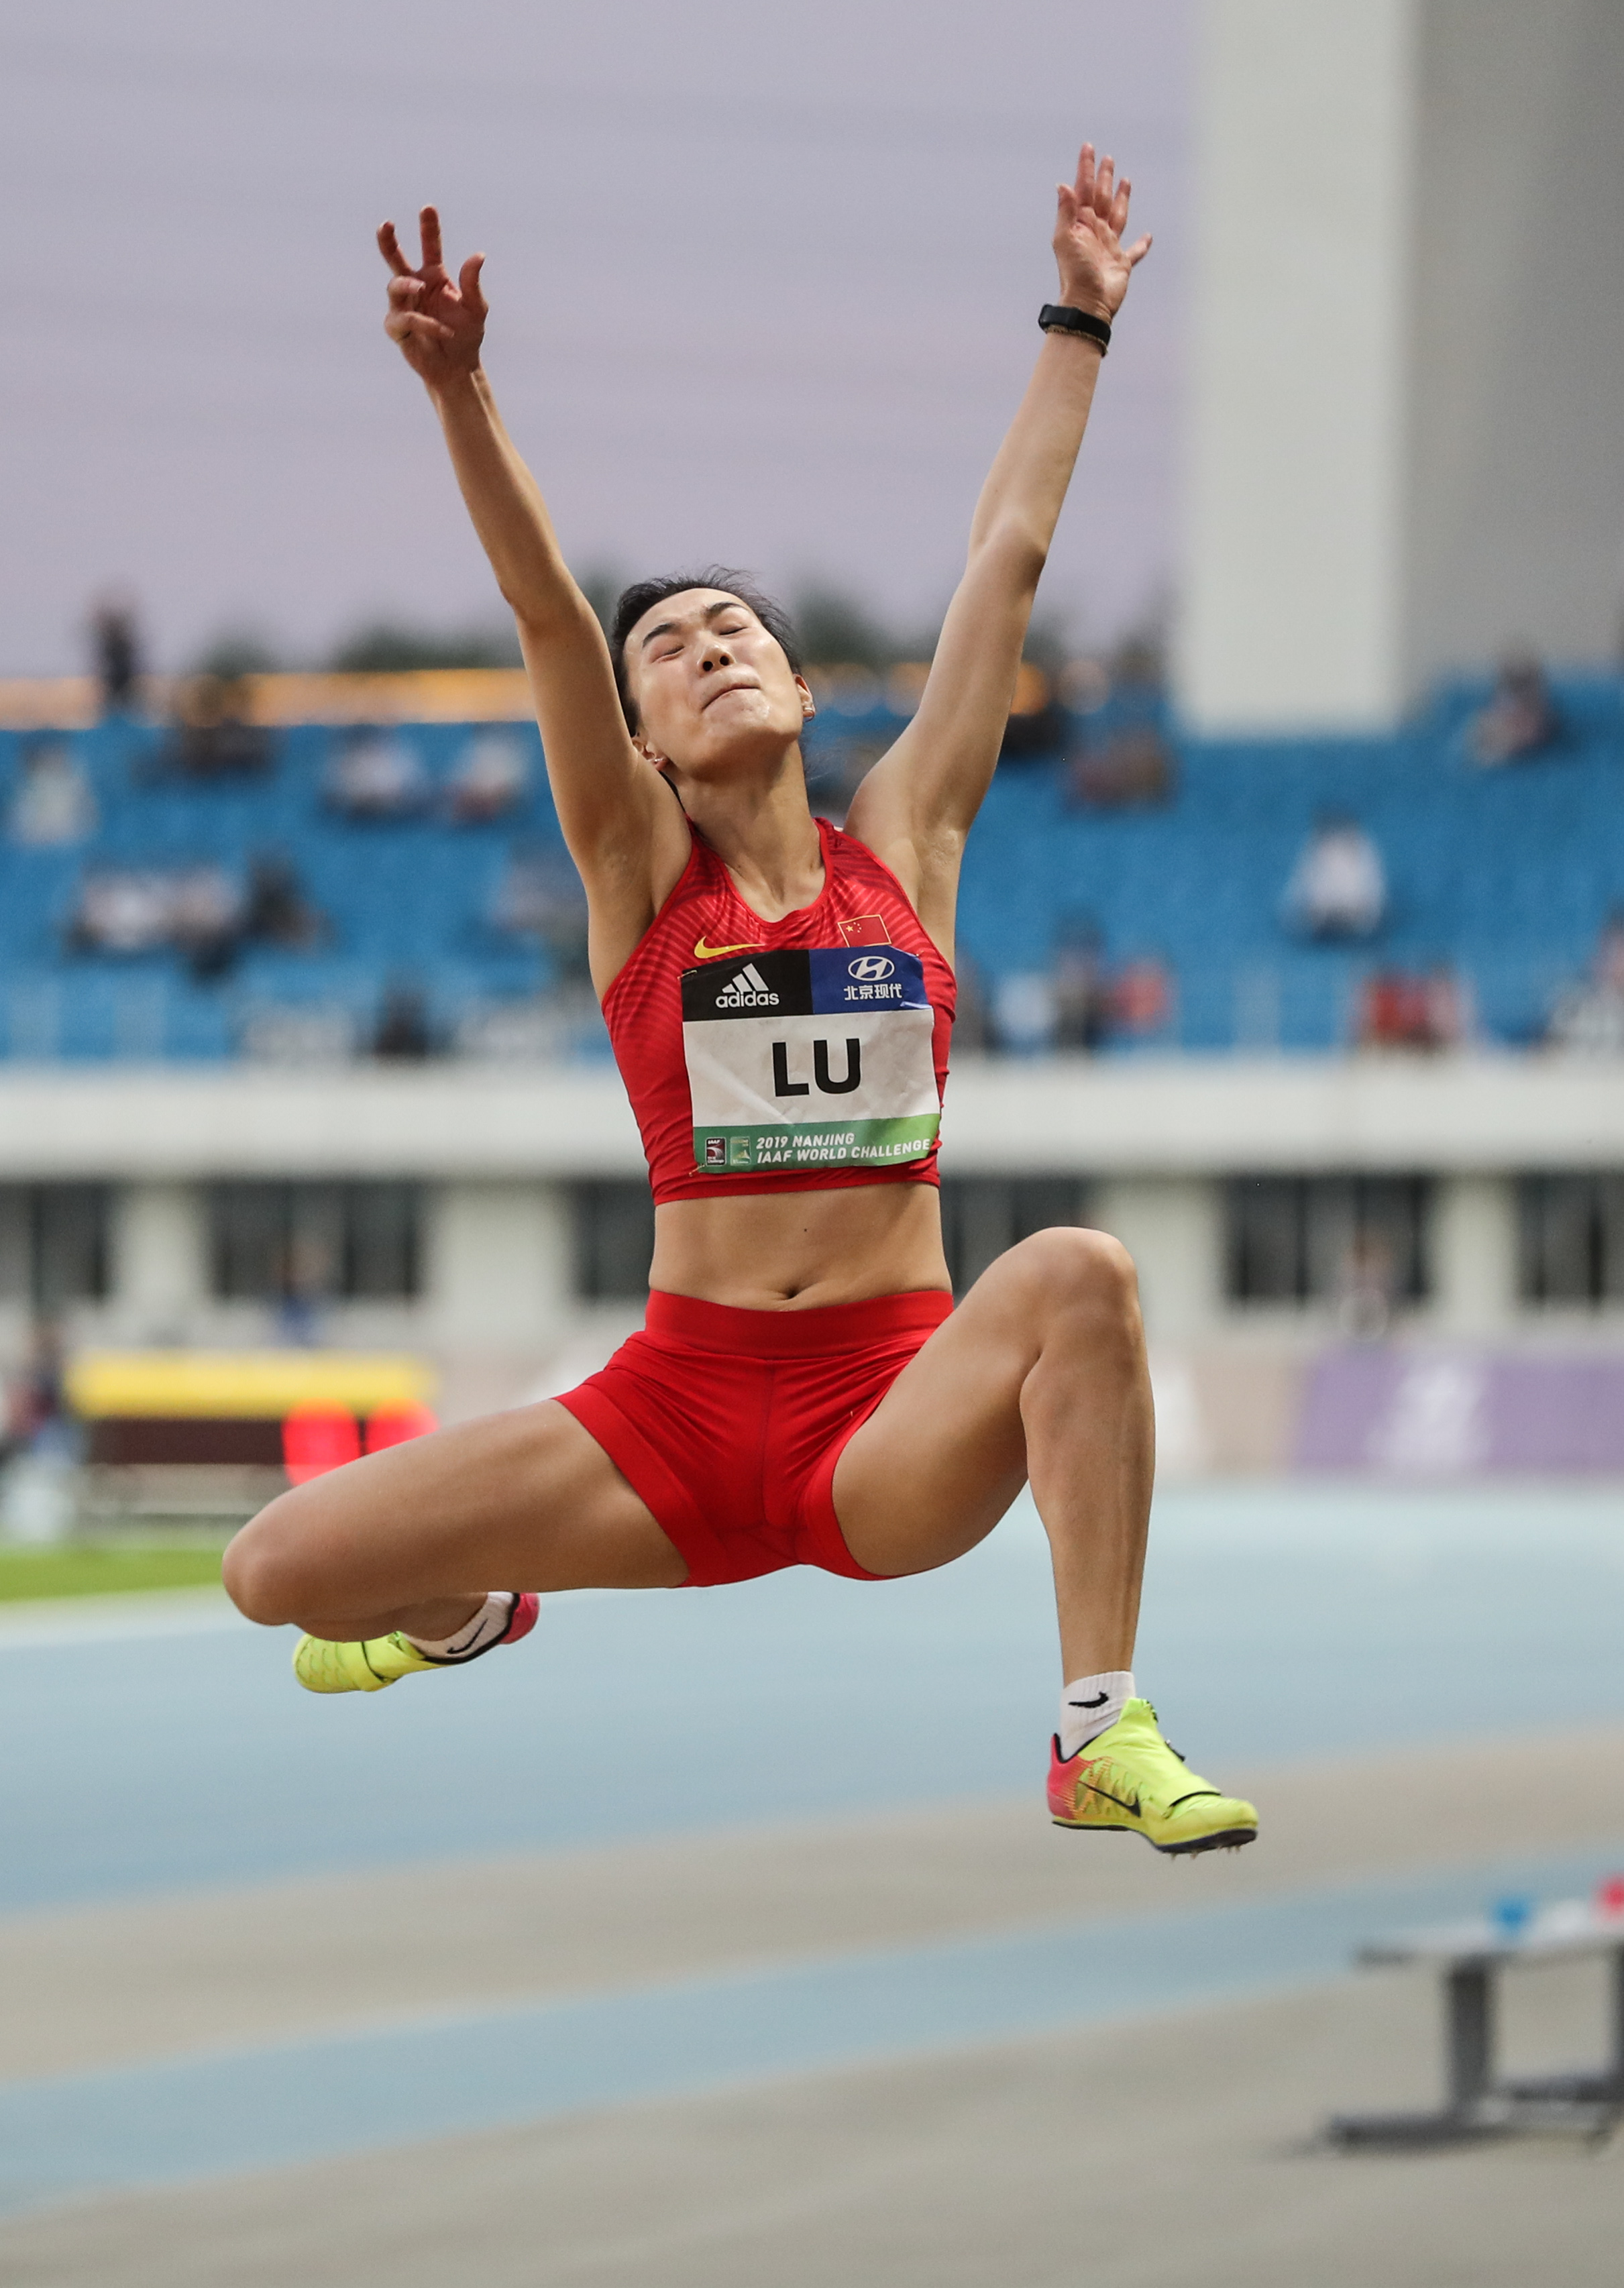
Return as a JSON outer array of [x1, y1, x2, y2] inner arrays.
[[1, 676, 1621, 1060]]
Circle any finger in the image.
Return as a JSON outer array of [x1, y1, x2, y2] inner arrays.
[[378, 221, 413, 277], [1125, 232, 1153, 268], [385, 310, 455, 345], [459, 252, 487, 317], [1055, 182, 1077, 231], [1110, 176, 1133, 235], [1095, 155, 1116, 215], [387, 274, 426, 307], [419, 204, 445, 274], [1075, 142, 1096, 207]]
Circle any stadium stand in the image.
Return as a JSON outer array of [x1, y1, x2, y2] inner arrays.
[[1, 669, 1621, 1064]]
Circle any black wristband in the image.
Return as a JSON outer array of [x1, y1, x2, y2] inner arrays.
[[1039, 303, 1111, 353]]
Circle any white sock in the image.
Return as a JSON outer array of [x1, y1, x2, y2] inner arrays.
[[1059, 1670, 1136, 1758], [403, 1592, 516, 1661]]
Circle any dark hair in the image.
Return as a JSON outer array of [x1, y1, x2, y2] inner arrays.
[[608, 566, 802, 731]]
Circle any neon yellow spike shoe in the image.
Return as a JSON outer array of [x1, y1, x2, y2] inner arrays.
[[293, 1594, 539, 1695], [1048, 1698, 1258, 1856], [293, 1631, 439, 1693]]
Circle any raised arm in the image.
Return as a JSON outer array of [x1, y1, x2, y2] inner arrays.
[[378, 209, 688, 985], [844, 146, 1150, 957]]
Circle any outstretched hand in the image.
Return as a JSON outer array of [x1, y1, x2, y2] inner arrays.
[[1052, 145, 1151, 322], [378, 206, 487, 385]]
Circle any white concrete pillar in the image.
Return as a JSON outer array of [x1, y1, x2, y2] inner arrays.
[[1091, 1178, 1224, 1343], [108, 1183, 209, 1342], [1177, 0, 1624, 732], [1179, 0, 1415, 732], [1429, 1173, 1517, 1336], [423, 1181, 574, 1351]]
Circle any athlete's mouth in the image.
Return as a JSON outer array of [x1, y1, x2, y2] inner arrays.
[[701, 678, 760, 710]]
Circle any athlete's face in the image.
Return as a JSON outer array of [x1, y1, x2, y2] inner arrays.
[[623, 589, 814, 778]]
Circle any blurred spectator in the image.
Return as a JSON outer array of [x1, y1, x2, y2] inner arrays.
[[950, 946, 991, 1055], [1052, 918, 1110, 1050], [1467, 652, 1562, 767], [372, 981, 435, 1060], [7, 737, 97, 847], [242, 853, 329, 950], [1065, 722, 1175, 810], [0, 1323, 83, 1543], [67, 867, 177, 956], [90, 596, 142, 717], [1356, 965, 1466, 1052], [445, 728, 529, 822], [995, 929, 1173, 1057], [1283, 812, 1386, 940], [1546, 909, 1624, 1053], [1336, 1232, 1396, 1341], [170, 864, 246, 981], [9, 1323, 71, 1446], [1110, 955, 1175, 1040], [65, 861, 248, 979], [991, 971, 1058, 1054], [158, 675, 276, 780], [323, 726, 430, 820], [998, 666, 1068, 763], [274, 1233, 332, 1346], [490, 844, 590, 977]]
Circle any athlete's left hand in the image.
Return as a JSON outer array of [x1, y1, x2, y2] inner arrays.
[[1052, 144, 1151, 321]]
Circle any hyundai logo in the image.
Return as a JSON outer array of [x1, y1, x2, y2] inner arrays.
[[847, 955, 896, 981]]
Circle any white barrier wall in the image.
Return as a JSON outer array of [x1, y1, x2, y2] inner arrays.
[[1, 1056, 1621, 1181], [3, 1059, 1621, 1363], [1177, 0, 1624, 732]]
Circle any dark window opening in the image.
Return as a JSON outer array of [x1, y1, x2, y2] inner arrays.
[[572, 1176, 1091, 1303], [1518, 1174, 1624, 1305], [939, 1177, 1090, 1296], [0, 1185, 110, 1311], [573, 1183, 657, 1301], [208, 1183, 421, 1301], [1226, 1176, 1430, 1305]]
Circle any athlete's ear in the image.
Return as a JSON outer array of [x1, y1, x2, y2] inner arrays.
[[794, 674, 816, 722], [633, 732, 673, 773]]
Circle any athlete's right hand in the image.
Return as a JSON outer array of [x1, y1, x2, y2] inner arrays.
[[378, 206, 486, 386]]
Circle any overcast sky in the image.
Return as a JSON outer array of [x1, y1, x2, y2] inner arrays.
[[2, 0, 1192, 677]]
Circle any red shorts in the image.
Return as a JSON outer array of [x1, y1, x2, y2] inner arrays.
[[555, 1288, 954, 1587]]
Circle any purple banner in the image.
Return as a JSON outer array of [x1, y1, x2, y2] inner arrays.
[[1296, 1350, 1624, 1474]]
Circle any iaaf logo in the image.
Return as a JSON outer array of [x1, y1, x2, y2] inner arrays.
[[847, 955, 896, 982], [715, 962, 779, 1009]]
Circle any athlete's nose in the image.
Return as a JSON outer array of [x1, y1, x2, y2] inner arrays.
[[700, 643, 735, 673]]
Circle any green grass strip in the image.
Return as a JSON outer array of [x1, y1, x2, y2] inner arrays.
[[0, 1544, 226, 1604]]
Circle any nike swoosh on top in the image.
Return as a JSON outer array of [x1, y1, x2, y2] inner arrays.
[[1069, 1692, 1111, 1708], [1084, 1781, 1142, 1817], [694, 936, 765, 959]]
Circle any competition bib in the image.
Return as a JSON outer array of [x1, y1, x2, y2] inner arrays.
[[682, 947, 940, 1175]]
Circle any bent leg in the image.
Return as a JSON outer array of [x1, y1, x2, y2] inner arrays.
[[832, 1228, 1152, 1678], [222, 1400, 687, 1641]]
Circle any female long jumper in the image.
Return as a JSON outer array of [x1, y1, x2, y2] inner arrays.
[[224, 145, 1256, 1857]]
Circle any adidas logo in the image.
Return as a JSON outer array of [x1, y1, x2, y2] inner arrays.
[[714, 962, 779, 1009]]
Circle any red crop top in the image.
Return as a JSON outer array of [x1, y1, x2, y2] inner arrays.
[[602, 818, 956, 1204]]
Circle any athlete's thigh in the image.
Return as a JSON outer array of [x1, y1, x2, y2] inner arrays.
[[832, 1260, 1040, 1578], [226, 1399, 686, 1620]]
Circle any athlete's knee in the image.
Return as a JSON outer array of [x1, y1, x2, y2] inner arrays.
[[221, 1499, 310, 1626], [1018, 1225, 1142, 1339]]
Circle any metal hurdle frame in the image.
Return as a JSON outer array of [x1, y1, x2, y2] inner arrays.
[[1328, 1902, 1624, 2147]]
